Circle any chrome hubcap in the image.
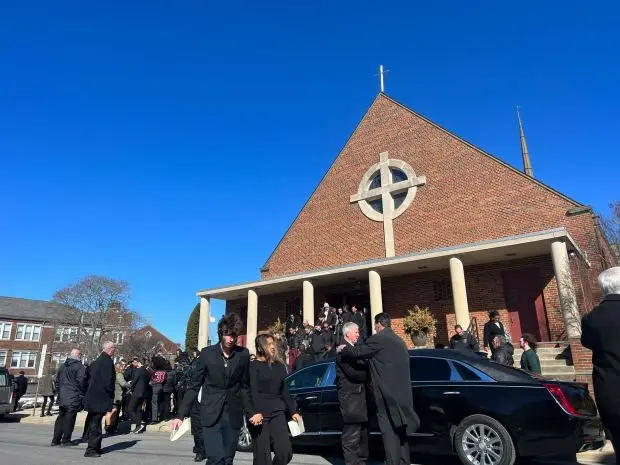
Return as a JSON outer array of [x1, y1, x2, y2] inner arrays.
[[461, 424, 504, 465]]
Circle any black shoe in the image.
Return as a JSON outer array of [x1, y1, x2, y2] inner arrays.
[[50, 441, 60, 447], [132, 424, 146, 434], [84, 450, 101, 458], [46, 412, 53, 416], [40, 413, 46, 417], [194, 453, 206, 462], [60, 441, 78, 447]]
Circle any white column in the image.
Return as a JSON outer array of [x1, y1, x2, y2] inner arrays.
[[368, 270, 383, 334], [449, 257, 471, 329], [302, 280, 315, 327], [198, 296, 211, 350], [247, 289, 258, 355], [551, 240, 581, 338]]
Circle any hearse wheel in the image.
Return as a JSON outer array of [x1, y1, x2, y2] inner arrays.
[[454, 414, 516, 465], [237, 417, 252, 452]]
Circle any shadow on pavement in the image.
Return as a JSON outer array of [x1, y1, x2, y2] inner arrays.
[[0, 413, 29, 423], [102, 440, 140, 453]]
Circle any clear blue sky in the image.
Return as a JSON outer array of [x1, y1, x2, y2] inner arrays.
[[1, 2, 618, 344]]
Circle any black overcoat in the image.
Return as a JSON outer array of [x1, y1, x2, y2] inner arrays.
[[84, 352, 115, 413], [341, 327, 419, 433], [131, 366, 151, 398], [336, 345, 369, 424], [581, 294, 620, 423], [177, 344, 254, 429], [55, 358, 87, 412]]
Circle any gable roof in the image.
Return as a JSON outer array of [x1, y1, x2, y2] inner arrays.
[[261, 92, 585, 272], [0, 296, 74, 322]]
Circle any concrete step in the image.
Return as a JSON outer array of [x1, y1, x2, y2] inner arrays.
[[513, 358, 569, 367], [513, 347, 567, 356], [542, 373, 577, 382], [513, 354, 567, 362], [538, 365, 576, 375]]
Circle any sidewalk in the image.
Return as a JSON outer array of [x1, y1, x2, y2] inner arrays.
[[8, 409, 174, 433], [577, 442, 616, 464]]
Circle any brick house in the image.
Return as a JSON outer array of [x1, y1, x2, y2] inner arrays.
[[0, 296, 179, 381], [194, 93, 616, 387]]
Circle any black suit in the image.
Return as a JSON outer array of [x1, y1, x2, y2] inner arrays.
[[178, 343, 254, 465], [483, 320, 506, 350], [341, 328, 419, 465], [336, 341, 370, 465], [128, 366, 150, 428], [84, 352, 115, 455], [581, 293, 620, 464]]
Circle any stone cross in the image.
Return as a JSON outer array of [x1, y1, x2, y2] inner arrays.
[[350, 151, 426, 257]]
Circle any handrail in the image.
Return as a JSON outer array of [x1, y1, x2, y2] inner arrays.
[[466, 316, 480, 346]]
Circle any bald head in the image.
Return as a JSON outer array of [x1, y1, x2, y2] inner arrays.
[[69, 348, 81, 359]]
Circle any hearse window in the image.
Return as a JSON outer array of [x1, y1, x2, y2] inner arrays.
[[410, 357, 454, 382], [287, 364, 329, 390], [453, 361, 482, 381]]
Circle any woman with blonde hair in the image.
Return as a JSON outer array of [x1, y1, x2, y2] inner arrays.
[[105, 362, 130, 435], [248, 333, 302, 465]]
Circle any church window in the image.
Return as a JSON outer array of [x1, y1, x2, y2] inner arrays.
[[368, 199, 383, 213], [390, 168, 408, 183], [433, 279, 453, 301], [368, 173, 381, 190], [393, 192, 407, 209]]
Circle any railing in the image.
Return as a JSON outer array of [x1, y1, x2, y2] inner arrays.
[[466, 316, 480, 347]]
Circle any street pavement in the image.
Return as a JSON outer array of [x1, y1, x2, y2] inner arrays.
[[0, 422, 613, 465]]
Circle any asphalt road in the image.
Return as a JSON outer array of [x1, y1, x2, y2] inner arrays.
[[0, 422, 608, 465]]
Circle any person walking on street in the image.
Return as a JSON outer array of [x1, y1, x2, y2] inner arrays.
[[248, 334, 301, 465], [170, 313, 255, 465], [336, 322, 370, 465], [51, 349, 87, 447], [83, 341, 117, 458], [338, 313, 419, 465], [449, 325, 480, 353], [39, 369, 56, 416], [519, 334, 541, 374], [129, 357, 150, 434], [13, 371, 28, 411], [581, 266, 620, 465]]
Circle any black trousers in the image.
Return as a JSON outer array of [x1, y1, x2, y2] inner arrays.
[[342, 422, 369, 465], [599, 408, 620, 465], [202, 406, 241, 465], [52, 407, 78, 444], [190, 400, 205, 456], [249, 413, 293, 465], [151, 384, 164, 422], [128, 394, 144, 427], [42, 395, 55, 414], [377, 408, 410, 465], [13, 394, 22, 411], [85, 412, 104, 454], [162, 391, 172, 419]]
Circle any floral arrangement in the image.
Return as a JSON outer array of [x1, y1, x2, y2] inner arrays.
[[403, 305, 437, 338]]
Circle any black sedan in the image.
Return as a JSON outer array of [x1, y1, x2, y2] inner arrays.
[[237, 349, 605, 465]]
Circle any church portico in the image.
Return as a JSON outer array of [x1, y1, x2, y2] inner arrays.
[[198, 227, 589, 349]]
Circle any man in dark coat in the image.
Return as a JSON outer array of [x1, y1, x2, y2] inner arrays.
[[339, 313, 419, 465], [483, 310, 506, 354], [128, 357, 150, 434], [13, 370, 28, 411], [51, 349, 87, 446], [170, 313, 254, 465], [450, 324, 480, 353], [581, 267, 620, 465], [337, 321, 370, 465], [83, 341, 116, 458]]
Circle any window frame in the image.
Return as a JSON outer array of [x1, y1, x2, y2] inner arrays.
[[10, 351, 37, 369], [0, 322, 12, 340], [409, 355, 496, 383], [0, 350, 7, 368], [113, 332, 125, 345], [55, 326, 78, 343], [15, 323, 42, 342], [286, 362, 331, 391]]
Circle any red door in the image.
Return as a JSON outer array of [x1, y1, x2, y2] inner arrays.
[[501, 268, 549, 342]]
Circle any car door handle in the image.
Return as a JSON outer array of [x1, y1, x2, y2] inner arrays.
[[304, 395, 318, 400], [442, 391, 461, 396]]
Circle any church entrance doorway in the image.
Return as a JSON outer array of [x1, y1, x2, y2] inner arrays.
[[502, 268, 550, 342], [323, 290, 372, 337]]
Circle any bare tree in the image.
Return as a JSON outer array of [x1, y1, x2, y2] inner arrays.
[[600, 201, 620, 262], [53, 275, 135, 360], [121, 332, 168, 361]]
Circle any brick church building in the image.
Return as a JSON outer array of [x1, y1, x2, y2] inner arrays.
[[195, 93, 616, 385]]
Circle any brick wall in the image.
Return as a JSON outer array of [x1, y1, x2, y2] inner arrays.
[[259, 94, 607, 319]]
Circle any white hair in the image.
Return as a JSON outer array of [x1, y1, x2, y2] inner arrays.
[[342, 322, 358, 337], [102, 341, 116, 351], [598, 267, 620, 296]]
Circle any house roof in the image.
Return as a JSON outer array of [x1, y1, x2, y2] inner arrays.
[[0, 296, 74, 322]]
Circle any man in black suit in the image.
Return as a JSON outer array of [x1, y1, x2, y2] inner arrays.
[[337, 321, 370, 465], [83, 341, 116, 458], [338, 313, 419, 465], [128, 357, 150, 434], [171, 313, 255, 465], [581, 267, 620, 465]]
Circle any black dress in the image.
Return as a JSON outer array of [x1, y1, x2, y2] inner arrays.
[[248, 361, 296, 465]]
